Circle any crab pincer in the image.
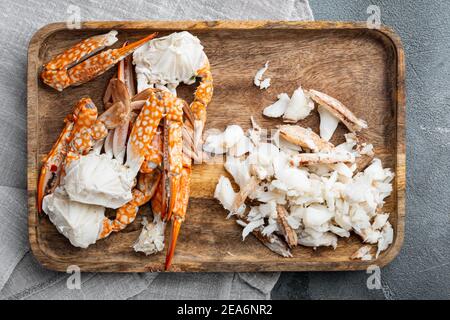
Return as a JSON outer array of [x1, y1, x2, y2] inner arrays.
[[37, 98, 104, 213], [41, 31, 157, 91]]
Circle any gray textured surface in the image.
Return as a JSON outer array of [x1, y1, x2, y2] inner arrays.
[[0, 0, 312, 300], [272, 0, 450, 300]]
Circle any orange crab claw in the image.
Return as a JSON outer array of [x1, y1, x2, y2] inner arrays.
[[165, 165, 191, 270], [67, 33, 157, 89], [41, 32, 157, 91], [37, 97, 98, 213], [165, 217, 182, 270], [37, 119, 73, 213]]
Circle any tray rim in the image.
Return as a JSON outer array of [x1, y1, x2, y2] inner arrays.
[[27, 20, 406, 273]]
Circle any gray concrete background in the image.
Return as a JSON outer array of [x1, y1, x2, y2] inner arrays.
[[272, 0, 450, 300]]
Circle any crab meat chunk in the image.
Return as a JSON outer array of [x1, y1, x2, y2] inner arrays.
[[42, 187, 105, 248], [283, 86, 314, 122], [263, 93, 290, 118], [133, 216, 166, 255]]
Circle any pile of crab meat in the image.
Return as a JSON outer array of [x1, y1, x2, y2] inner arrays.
[[210, 87, 394, 260]]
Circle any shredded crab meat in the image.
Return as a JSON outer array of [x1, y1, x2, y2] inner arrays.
[[214, 112, 394, 259], [254, 61, 271, 89], [351, 245, 373, 260], [203, 125, 245, 155], [133, 31, 207, 93]]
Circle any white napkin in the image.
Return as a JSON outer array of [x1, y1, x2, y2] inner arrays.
[[0, 0, 313, 299]]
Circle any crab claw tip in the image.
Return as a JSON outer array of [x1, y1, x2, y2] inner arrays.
[[165, 218, 182, 270]]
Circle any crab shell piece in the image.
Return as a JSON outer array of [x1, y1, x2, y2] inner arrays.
[[290, 151, 355, 166], [308, 89, 368, 132], [279, 125, 334, 152]]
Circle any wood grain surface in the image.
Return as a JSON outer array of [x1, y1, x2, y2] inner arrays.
[[27, 21, 405, 272]]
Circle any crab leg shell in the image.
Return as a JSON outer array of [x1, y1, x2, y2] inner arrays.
[[41, 31, 119, 91], [64, 98, 109, 166], [308, 89, 368, 132], [112, 46, 134, 163], [125, 89, 167, 179], [151, 176, 165, 227], [43, 33, 157, 91], [98, 170, 161, 239], [236, 218, 292, 258], [67, 33, 156, 88], [37, 119, 73, 214], [38, 97, 103, 213], [290, 152, 355, 166], [43, 31, 118, 74], [190, 61, 213, 153], [279, 125, 334, 152], [165, 163, 191, 270], [276, 205, 298, 248], [162, 97, 184, 221], [140, 127, 163, 173]]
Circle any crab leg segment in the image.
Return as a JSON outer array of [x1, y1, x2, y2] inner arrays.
[[41, 32, 157, 91], [65, 98, 108, 166], [37, 97, 101, 213], [98, 170, 161, 239], [165, 161, 191, 270], [190, 61, 213, 154], [125, 90, 165, 178], [37, 119, 73, 214]]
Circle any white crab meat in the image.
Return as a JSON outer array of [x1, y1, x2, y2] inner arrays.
[[42, 187, 105, 248], [303, 204, 334, 228], [212, 120, 394, 258], [229, 136, 253, 157], [298, 230, 338, 249], [263, 93, 290, 118], [224, 156, 251, 189], [247, 142, 280, 179], [254, 61, 271, 89], [133, 216, 166, 255], [318, 105, 340, 141], [272, 166, 311, 196], [203, 125, 245, 155], [351, 245, 373, 260], [283, 86, 314, 122], [376, 221, 394, 258], [133, 31, 208, 93], [214, 175, 246, 216], [272, 130, 302, 154], [63, 153, 134, 209], [372, 213, 390, 230]]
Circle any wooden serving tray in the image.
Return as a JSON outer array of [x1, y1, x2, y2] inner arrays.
[[28, 21, 405, 272]]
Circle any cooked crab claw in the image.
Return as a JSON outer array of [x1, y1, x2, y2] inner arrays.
[[165, 164, 191, 270], [41, 32, 157, 91], [37, 97, 101, 213], [37, 117, 74, 213]]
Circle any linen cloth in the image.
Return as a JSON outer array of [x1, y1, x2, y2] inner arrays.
[[0, 0, 313, 300]]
